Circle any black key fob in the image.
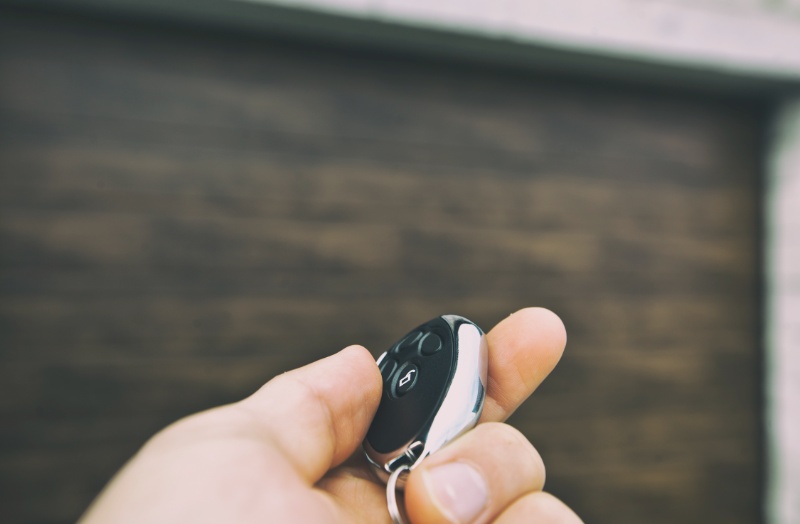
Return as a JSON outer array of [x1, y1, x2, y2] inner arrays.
[[363, 315, 488, 486]]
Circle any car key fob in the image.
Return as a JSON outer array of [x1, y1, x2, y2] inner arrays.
[[363, 314, 488, 495]]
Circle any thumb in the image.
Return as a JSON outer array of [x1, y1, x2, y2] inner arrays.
[[239, 345, 382, 483]]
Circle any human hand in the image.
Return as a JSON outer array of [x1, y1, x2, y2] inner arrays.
[[80, 308, 582, 523]]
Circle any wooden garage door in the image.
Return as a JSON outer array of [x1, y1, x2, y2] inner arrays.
[[0, 9, 764, 524]]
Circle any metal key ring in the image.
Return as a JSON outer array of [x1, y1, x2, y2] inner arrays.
[[386, 464, 411, 524]]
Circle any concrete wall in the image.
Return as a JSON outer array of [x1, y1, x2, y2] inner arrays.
[[659, 0, 798, 14], [768, 102, 800, 524], [246, 0, 800, 80]]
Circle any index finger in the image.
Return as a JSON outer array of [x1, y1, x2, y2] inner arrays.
[[479, 307, 567, 424]]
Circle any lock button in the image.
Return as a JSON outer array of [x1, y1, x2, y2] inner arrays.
[[394, 362, 419, 396]]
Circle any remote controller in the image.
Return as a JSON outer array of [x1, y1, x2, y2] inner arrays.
[[363, 315, 488, 487]]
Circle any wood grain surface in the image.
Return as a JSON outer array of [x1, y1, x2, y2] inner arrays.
[[0, 9, 765, 524]]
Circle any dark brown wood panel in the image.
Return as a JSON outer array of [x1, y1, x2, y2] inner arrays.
[[0, 9, 763, 524]]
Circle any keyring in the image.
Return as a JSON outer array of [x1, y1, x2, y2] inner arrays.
[[386, 464, 411, 524]]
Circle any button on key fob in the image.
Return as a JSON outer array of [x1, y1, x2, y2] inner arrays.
[[363, 315, 488, 491]]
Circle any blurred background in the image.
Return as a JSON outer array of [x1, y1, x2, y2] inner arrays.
[[1, 0, 798, 523]]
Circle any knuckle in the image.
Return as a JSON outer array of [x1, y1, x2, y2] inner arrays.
[[476, 423, 546, 489]]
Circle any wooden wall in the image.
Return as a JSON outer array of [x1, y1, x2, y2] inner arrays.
[[0, 9, 764, 523]]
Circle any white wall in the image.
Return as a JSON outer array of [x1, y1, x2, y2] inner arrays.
[[244, 0, 800, 80], [661, 0, 799, 13], [768, 100, 800, 524]]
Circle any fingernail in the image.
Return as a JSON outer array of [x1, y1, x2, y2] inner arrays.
[[423, 462, 488, 524]]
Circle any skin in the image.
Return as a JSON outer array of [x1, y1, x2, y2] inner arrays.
[[80, 308, 583, 524]]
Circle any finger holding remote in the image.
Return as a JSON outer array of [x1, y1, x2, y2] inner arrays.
[[321, 307, 578, 523], [400, 308, 578, 524], [80, 307, 579, 524], [478, 307, 568, 425], [405, 422, 583, 524]]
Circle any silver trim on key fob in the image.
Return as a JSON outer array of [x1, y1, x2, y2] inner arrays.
[[363, 315, 488, 486]]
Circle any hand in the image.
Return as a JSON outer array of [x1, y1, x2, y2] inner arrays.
[[80, 308, 582, 523]]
